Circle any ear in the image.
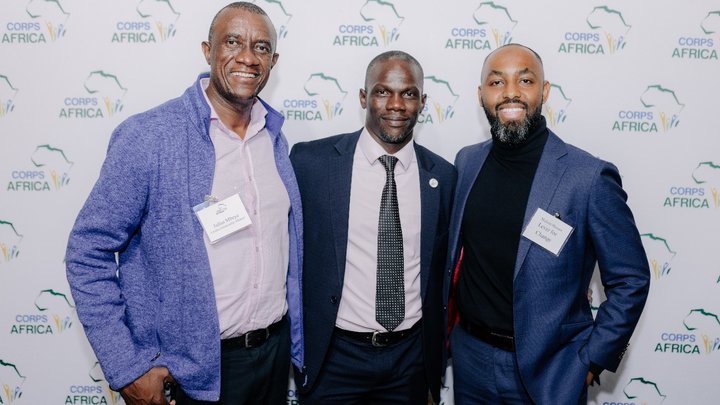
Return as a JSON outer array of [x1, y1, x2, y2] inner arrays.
[[271, 53, 279, 69], [542, 80, 550, 104], [477, 85, 484, 107], [359, 88, 367, 109], [201, 41, 211, 65]]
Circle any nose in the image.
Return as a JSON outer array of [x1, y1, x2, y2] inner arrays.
[[235, 45, 259, 65], [502, 81, 520, 100], [385, 93, 406, 111]]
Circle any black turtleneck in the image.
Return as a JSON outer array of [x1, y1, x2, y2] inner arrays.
[[457, 116, 549, 334]]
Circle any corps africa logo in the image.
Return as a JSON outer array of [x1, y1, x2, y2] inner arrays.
[[672, 10, 720, 60], [419, 76, 458, 124], [1, 0, 70, 44], [445, 2, 517, 51], [622, 377, 667, 405], [663, 161, 719, 209], [10, 289, 75, 335], [612, 85, 684, 133], [654, 308, 720, 355], [0, 360, 26, 403], [684, 309, 720, 354], [59, 71, 127, 118], [641, 233, 676, 280], [64, 362, 122, 405], [543, 84, 572, 127], [0, 75, 19, 117], [6, 144, 74, 192], [0, 220, 23, 264], [281, 73, 348, 121], [558, 5, 630, 55], [333, 0, 404, 47], [255, 0, 293, 39], [112, 0, 181, 43]]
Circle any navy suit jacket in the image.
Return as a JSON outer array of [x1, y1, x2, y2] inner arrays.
[[291, 130, 456, 401], [445, 130, 650, 404]]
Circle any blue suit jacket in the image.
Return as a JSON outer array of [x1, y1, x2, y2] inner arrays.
[[291, 130, 456, 401], [445, 131, 650, 404]]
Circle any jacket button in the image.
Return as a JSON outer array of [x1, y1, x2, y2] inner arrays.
[[330, 296, 338, 305]]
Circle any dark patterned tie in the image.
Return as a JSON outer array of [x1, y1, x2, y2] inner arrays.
[[376, 155, 404, 332]]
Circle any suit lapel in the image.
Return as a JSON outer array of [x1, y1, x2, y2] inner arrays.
[[448, 143, 491, 264], [329, 131, 361, 284], [415, 145, 438, 300], [513, 131, 568, 279]]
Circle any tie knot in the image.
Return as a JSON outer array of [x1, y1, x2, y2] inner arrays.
[[378, 155, 398, 174]]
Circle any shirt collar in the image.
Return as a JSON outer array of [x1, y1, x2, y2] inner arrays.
[[358, 127, 415, 171], [200, 77, 267, 140]]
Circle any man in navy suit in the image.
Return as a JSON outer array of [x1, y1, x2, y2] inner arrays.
[[446, 43, 650, 404], [291, 50, 456, 404]]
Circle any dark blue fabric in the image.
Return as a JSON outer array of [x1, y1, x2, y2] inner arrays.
[[445, 131, 650, 404], [290, 130, 456, 402], [301, 327, 426, 404], [176, 318, 291, 405]]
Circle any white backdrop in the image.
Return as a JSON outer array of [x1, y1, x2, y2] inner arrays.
[[1, 1, 718, 404]]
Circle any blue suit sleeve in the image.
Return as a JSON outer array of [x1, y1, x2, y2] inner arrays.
[[585, 162, 650, 371]]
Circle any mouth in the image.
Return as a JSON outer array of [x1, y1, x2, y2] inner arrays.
[[497, 102, 527, 121], [382, 116, 409, 127], [229, 71, 260, 79]]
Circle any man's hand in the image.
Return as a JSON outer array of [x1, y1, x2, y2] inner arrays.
[[120, 367, 175, 405]]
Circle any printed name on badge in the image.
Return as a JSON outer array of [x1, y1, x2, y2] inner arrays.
[[194, 193, 252, 243], [521, 208, 574, 256]]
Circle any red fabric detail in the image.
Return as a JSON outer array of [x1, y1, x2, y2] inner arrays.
[[447, 247, 464, 337]]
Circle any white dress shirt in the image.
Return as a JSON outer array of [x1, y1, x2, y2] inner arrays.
[[335, 128, 422, 332], [201, 78, 290, 339]]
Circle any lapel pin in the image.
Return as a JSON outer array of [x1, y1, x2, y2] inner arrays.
[[554, 212, 561, 219], [429, 178, 438, 188]]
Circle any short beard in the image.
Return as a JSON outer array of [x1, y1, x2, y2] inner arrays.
[[484, 100, 543, 146], [211, 75, 262, 106], [376, 113, 420, 145], [378, 127, 414, 145]]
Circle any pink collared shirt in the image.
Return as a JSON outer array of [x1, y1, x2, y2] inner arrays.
[[201, 79, 290, 339], [335, 128, 422, 332]]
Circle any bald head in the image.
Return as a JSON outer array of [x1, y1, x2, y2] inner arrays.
[[365, 50, 424, 91], [208, 1, 276, 46], [481, 43, 544, 83], [478, 43, 550, 145]]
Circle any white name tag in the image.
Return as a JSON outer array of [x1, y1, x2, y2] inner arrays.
[[193, 193, 252, 244], [521, 208, 573, 256]]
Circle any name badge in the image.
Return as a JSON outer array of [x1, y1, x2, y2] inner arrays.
[[193, 193, 252, 244], [521, 208, 573, 256]]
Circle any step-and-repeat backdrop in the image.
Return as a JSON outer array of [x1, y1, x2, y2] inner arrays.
[[1, 1, 718, 404]]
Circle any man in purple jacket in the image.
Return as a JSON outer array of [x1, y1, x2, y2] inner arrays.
[[65, 3, 303, 404]]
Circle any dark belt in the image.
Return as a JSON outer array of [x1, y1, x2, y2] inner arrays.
[[334, 320, 421, 347], [221, 317, 285, 350], [460, 319, 515, 352]]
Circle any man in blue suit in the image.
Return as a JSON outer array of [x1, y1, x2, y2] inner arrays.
[[291, 51, 456, 404], [446, 43, 650, 404]]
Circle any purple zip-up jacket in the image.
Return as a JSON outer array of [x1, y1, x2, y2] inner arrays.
[[65, 73, 304, 401]]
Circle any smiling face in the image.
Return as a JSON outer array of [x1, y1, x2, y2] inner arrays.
[[360, 57, 426, 153], [479, 44, 550, 145], [202, 7, 278, 109]]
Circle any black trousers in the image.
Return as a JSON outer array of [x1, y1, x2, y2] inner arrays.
[[300, 326, 427, 405], [176, 318, 291, 405]]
